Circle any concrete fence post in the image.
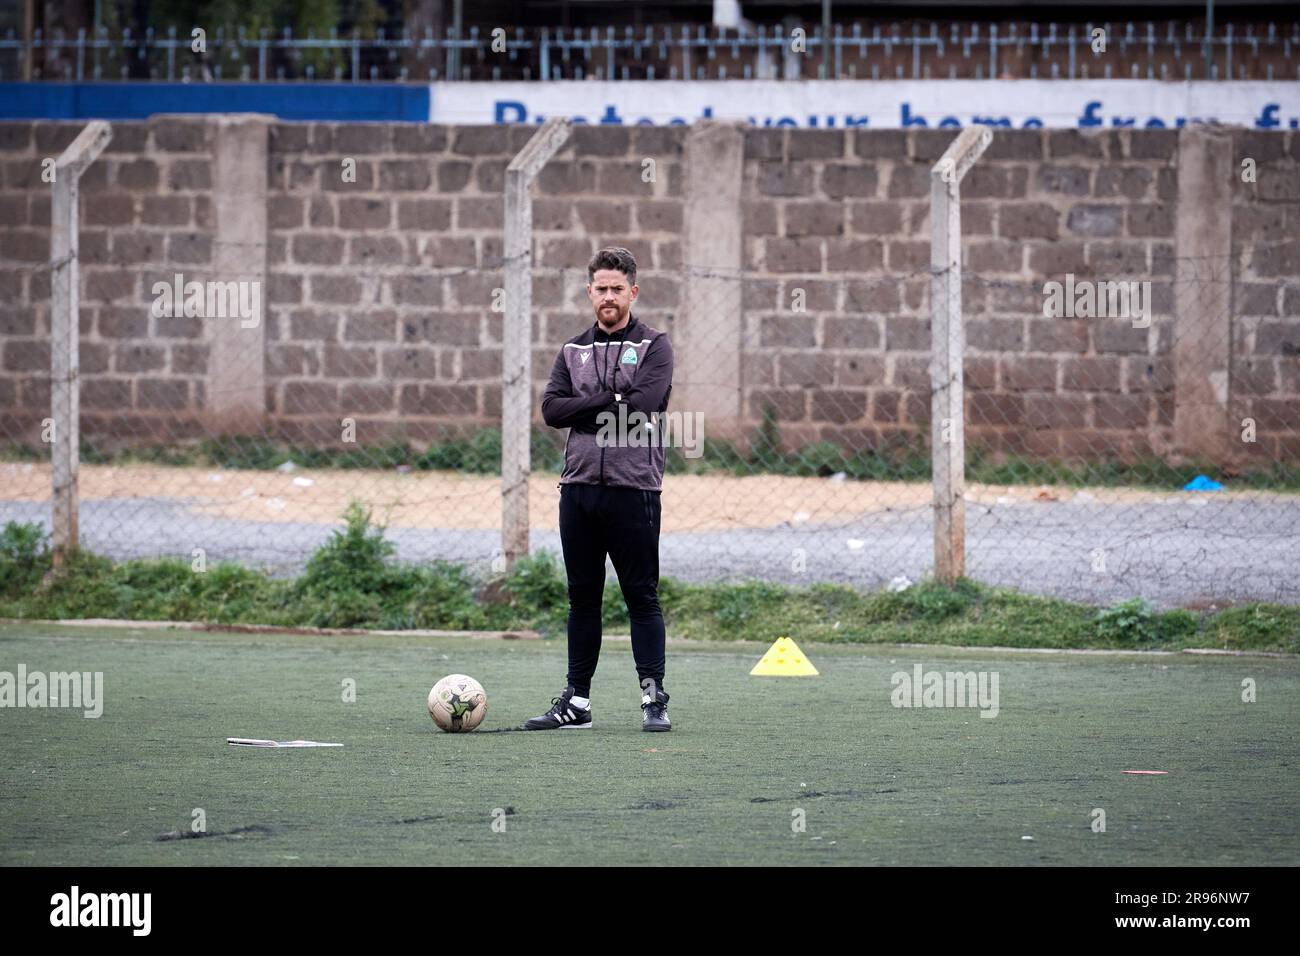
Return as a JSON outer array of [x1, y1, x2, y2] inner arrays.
[[930, 126, 992, 585], [49, 120, 112, 567], [502, 118, 572, 572]]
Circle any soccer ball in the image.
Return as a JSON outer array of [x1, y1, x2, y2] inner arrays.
[[427, 674, 488, 733]]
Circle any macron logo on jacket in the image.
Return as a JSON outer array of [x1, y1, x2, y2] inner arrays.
[[540, 315, 674, 492]]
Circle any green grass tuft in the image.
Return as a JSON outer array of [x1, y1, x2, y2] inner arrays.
[[1, 516, 1295, 653]]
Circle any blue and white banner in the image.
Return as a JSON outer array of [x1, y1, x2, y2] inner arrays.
[[429, 80, 1300, 129]]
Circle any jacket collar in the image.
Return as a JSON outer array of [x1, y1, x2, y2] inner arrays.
[[593, 313, 637, 341]]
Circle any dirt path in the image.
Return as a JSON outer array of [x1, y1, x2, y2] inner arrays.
[[2, 461, 1291, 533]]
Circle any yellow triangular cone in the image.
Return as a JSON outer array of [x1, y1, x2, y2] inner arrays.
[[750, 636, 819, 676]]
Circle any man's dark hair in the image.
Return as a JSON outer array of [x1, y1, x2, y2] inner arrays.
[[587, 247, 637, 287]]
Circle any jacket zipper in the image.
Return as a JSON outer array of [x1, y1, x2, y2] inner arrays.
[[598, 321, 631, 487]]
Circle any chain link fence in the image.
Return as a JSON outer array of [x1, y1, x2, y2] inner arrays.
[[1, 119, 1297, 611], [3, 258, 1297, 610]]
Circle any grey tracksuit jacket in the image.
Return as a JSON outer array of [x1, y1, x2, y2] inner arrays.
[[541, 314, 674, 492]]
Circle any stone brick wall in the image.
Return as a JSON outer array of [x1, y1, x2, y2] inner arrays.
[[1, 118, 215, 442], [261, 121, 684, 445], [0, 118, 1296, 463], [1230, 129, 1300, 461], [737, 127, 1187, 461]]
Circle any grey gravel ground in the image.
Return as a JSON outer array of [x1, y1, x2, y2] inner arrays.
[[3, 491, 1296, 610]]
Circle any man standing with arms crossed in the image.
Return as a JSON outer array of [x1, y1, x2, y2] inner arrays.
[[524, 247, 674, 732]]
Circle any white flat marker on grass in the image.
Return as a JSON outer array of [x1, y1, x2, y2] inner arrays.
[[227, 738, 343, 748]]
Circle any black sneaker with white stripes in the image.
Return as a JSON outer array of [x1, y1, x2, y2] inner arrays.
[[523, 686, 593, 730], [640, 678, 671, 732]]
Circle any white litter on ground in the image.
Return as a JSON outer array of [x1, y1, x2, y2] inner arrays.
[[227, 738, 343, 748]]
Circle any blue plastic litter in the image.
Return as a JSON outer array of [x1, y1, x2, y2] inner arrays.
[[1183, 475, 1223, 491]]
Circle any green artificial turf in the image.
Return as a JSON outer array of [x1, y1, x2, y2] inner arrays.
[[1, 621, 1296, 866]]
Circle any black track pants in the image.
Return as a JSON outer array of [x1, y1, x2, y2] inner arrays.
[[558, 482, 665, 697]]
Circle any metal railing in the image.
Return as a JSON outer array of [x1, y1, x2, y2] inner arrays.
[[2, 20, 1298, 83]]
